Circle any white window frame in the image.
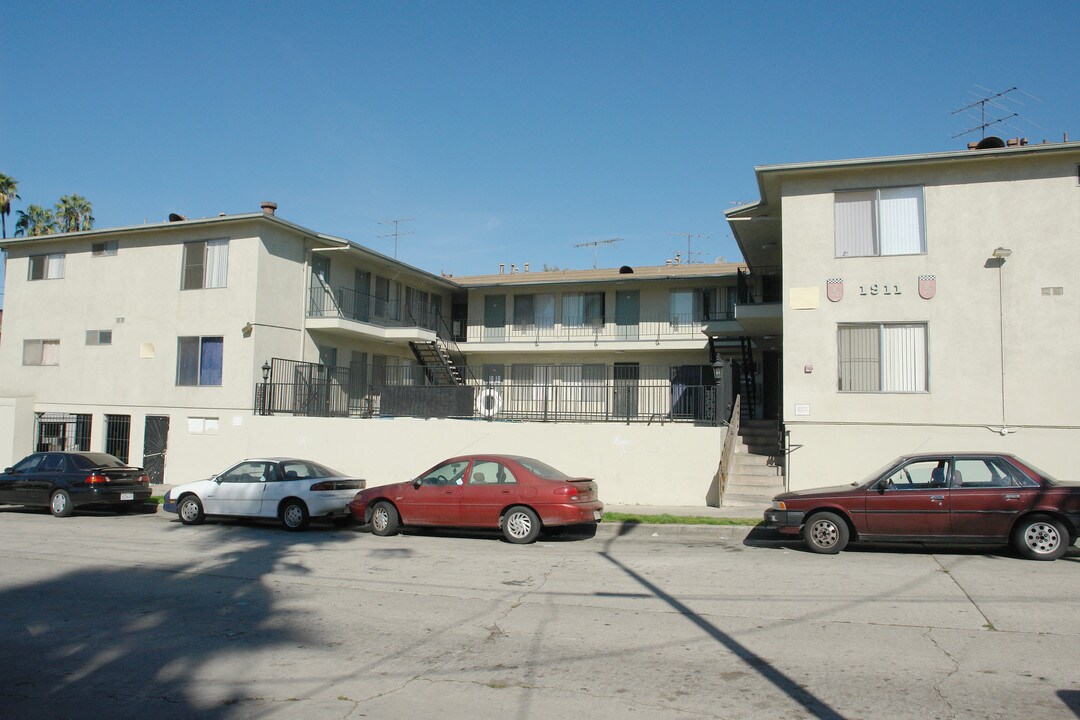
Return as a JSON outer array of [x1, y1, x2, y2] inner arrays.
[[28, 253, 65, 280], [85, 330, 113, 346], [181, 239, 229, 290], [838, 322, 928, 393], [835, 187, 926, 258], [23, 339, 60, 366]]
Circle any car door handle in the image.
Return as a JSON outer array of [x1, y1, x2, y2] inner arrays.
[[1005, 494, 1020, 500], [930, 495, 945, 502], [444, 490, 455, 495]]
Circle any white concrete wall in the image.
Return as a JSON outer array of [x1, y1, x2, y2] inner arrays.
[[777, 149, 1080, 489], [0, 397, 35, 470]]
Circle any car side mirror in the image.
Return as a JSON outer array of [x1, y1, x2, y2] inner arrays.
[[3, 467, 12, 474], [213, 475, 223, 484], [412, 478, 422, 489]]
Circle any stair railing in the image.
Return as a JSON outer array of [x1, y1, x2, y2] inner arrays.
[[717, 395, 742, 506]]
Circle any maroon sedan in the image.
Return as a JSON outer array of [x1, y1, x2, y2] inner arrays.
[[348, 454, 603, 544], [764, 452, 1080, 560]]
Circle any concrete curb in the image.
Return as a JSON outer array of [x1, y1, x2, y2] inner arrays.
[[594, 521, 761, 541]]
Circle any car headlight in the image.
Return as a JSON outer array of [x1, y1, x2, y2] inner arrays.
[[771, 500, 787, 510]]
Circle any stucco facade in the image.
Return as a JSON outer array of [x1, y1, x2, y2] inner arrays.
[[728, 140, 1080, 487]]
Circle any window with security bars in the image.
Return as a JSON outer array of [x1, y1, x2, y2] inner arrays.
[[34, 412, 92, 452], [838, 323, 928, 392], [835, 187, 925, 257], [105, 414, 131, 462]]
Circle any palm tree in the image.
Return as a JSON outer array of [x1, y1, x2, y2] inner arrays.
[[55, 194, 94, 233], [0, 173, 19, 239], [15, 204, 57, 237]]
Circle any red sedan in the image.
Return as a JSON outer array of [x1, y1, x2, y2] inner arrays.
[[348, 454, 603, 543], [764, 452, 1080, 560]]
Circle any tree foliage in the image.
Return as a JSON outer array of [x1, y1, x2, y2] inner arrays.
[[0, 173, 19, 239], [14, 204, 57, 237], [55, 194, 95, 233]]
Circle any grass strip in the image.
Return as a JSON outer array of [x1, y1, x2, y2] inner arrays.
[[603, 512, 760, 527]]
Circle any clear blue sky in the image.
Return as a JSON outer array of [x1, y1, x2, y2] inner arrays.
[[3, 0, 1077, 306]]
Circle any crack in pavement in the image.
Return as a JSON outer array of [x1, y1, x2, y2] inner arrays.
[[924, 627, 961, 719], [933, 554, 996, 630]]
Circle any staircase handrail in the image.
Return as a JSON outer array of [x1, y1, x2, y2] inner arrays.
[[430, 311, 476, 382], [717, 395, 742, 506]]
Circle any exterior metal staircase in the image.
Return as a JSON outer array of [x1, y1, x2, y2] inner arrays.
[[721, 418, 786, 507], [409, 338, 465, 385]]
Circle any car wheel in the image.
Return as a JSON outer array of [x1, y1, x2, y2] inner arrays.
[[803, 511, 849, 554], [502, 506, 541, 544], [1012, 514, 1068, 561], [280, 499, 310, 531], [370, 501, 399, 536], [49, 490, 73, 518], [177, 495, 206, 525]]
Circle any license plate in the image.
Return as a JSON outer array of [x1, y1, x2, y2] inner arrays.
[[120, 493, 134, 501], [593, 510, 601, 521]]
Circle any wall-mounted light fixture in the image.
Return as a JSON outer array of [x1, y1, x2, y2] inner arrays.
[[992, 247, 1013, 259]]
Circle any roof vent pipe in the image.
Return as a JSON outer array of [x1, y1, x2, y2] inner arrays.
[[524, 262, 530, 273], [499, 263, 505, 275], [260, 201, 278, 215]]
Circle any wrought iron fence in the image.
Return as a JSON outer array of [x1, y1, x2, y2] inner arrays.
[[308, 284, 441, 330], [256, 358, 726, 424]]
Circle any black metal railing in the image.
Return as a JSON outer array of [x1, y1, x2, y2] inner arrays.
[[256, 359, 727, 424], [737, 266, 782, 304], [308, 284, 441, 331]]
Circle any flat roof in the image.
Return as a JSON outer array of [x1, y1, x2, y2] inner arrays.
[[451, 261, 746, 288]]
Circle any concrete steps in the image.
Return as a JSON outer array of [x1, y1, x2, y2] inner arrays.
[[721, 419, 785, 508]]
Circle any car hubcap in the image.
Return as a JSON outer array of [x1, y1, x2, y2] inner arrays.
[[810, 520, 838, 548], [284, 506, 303, 527], [372, 507, 387, 532], [52, 494, 65, 513], [181, 501, 198, 522], [506, 512, 532, 538], [1025, 522, 1060, 554]]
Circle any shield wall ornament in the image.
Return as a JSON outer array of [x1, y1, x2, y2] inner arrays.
[[919, 275, 936, 300], [826, 278, 843, 302]]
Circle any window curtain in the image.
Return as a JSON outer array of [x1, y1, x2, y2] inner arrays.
[[535, 294, 555, 328], [199, 337, 223, 385], [204, 239, 229, 288], [46, 254, 65, 279], [669, 290, 694, 324], [834, 191, 875, 257], [878, 188, 924, 255], [562, 293, 584, 326], [177, 337, 200, 385], [881, 324, 926, 391]]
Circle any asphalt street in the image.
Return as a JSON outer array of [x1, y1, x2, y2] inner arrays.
[[0, 507, 1078, 719]]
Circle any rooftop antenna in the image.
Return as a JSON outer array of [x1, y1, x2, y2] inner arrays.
[[950, 86, 1041, 140], [378, 217, 414, 259], [573, 237, 623, 269], [669, 232, 710, 264]]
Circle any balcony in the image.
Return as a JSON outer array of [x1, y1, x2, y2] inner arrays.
[[464, 311, 730, 351], [306, 285, 440, 343], [703, 267, 782, 337]]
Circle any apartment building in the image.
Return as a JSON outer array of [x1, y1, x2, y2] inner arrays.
[[726, 138, 1080, 489]]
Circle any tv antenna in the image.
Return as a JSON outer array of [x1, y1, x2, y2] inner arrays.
[[669, 232, 710, 264], [574, 237, 623, 269], [950, 86, 1040, 140], [378, 217, 414, 258]]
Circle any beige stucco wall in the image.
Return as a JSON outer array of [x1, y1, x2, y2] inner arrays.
[[0, 397, 35, 470], [778, 150, 1080, 489]]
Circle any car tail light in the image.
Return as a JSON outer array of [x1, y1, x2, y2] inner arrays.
[[136, 474, 150, 485], [552, 484, 582, 501], [310, 481, 333, 491], [85, 474, 108, 484], [310, 480, 364, 491]]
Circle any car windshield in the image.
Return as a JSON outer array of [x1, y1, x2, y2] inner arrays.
[[514, 457, 572, 480], [70, 453, 128, 470], [280, 460, 343, 480]]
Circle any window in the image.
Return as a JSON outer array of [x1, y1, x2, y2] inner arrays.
[[28, 253, 65, 280], [669, 290, 696, 326], [514, 293, 555, 329], [23, 339, 60, 366], [220, 461, 273, 483], [469, 461, 518, 485], [835, 187, 925, 257], [34, 412, 92, 451], [105, 414, 131, 463], [419, 460, 469, 486], [181, 239, 229, 289], [86, 330, 113, 346], [838, 323, 927, 392], [562, 292, 604, 327], [92, 241, 118, 257], [177, 336, 223, 386]]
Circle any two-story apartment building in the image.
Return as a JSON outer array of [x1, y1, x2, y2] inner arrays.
[[726, 138, 1080, 489], [0, 208, 750, 505]]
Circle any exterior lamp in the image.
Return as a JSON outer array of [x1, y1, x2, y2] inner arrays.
[[711, 358, 728, 384], [992, 247, 1012, 259], [261, 361, 271, 382]]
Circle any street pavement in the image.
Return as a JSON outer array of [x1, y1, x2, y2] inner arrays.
[[1, 505, 1078, 719]]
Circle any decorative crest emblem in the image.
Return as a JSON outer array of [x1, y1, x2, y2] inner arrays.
[[826, 278, 843, 302], [918, 275, 936, 300]]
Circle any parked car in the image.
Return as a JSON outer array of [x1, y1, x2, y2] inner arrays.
[[0, 451, 152, 517], [348, 454, 604, 544], [163, 458, 365, 531], [764, 452, 1080, 560]]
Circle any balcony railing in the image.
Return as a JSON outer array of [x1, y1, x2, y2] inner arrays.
[[308, 284, 441, 331], [469, 311, 733, 344], [255, 358, 729, 425]]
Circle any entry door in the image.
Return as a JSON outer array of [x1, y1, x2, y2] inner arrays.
[[613, 363, 640, 420], [865, 458, 952, 537], [310, 255, 331, 314], [484, 295, 506, 340], [615, 291, 640, 339], [142, 416, 170, 485], [353, 270, 371, 322]]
